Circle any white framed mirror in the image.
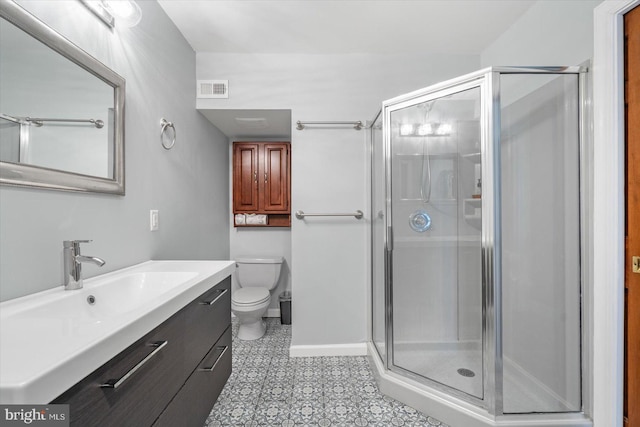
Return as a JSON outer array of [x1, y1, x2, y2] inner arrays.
[[0, 0, 125, 195]]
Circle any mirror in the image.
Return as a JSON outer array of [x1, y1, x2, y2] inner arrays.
[[0, 1, 125, 194]]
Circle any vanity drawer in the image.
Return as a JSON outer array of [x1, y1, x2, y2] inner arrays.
[[52, 312, 185, 427], [184, 276, 230, 375], [153, 326, 232, 427]]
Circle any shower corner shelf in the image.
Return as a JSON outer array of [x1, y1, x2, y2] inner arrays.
[[461, 152, 481, 163], [463, 198, 482, 229]]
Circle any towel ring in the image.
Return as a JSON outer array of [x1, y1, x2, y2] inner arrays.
[[160, 118, 176, 150]]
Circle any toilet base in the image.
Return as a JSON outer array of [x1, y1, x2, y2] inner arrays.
[[237, 318, 266, 340]]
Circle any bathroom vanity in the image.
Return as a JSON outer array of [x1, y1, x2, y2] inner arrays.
[[53, 277, 231, 426], [0, 261, 235, 427]]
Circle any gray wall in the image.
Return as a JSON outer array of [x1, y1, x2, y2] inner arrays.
[[0, 1, 230, 302], [480, 0, 601, 67]]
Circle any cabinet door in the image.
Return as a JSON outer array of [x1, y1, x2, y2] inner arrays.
[[261, 143, 290, 212], [233, 143, 259, 212]]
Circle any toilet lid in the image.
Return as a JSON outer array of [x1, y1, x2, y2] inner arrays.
[[232, 288, 270, 305]]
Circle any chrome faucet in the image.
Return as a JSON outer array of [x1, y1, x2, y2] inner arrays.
[[63, 240, 106, 290]]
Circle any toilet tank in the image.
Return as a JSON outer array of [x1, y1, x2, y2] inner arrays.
[[236, 256, 284, 290]]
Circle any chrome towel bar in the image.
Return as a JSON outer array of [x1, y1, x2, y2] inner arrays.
[[295, 210, 364, 220], [25, 117, 104, 128], [1, 114, 105, 128]]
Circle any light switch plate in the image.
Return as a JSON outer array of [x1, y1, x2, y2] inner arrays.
[[150, 210, 159, 231]]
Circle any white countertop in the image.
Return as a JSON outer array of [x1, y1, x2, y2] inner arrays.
[[0, 260, 236, 404]]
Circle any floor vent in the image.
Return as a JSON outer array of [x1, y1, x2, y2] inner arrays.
[[197, 80, 228, 98]]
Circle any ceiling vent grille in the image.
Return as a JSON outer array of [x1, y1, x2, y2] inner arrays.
[[197, 80, 228, 99]]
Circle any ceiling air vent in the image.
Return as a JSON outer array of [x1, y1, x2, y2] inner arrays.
[[197, 80, 228, 99]]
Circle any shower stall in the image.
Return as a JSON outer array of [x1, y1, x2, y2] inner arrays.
[[369, 67, 591, 426]]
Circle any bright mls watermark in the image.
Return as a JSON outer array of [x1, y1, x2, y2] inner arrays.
[[0, 405, 69, 426]]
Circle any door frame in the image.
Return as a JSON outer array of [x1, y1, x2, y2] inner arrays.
[[593, 1, 640, 425]]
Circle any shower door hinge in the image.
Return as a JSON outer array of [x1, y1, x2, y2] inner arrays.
[[633, 256, 640, 273]]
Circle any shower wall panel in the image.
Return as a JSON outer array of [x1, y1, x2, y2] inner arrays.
[[371, 112, 386, 363], [500, 74, 581, 413]]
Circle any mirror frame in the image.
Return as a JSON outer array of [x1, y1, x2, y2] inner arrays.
[[0, 0, 125, 195]]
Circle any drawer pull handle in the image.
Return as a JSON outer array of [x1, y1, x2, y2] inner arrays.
[[199, 288, 228, 306], [100, 340, 168, 389], [199, 346, 228, 372]]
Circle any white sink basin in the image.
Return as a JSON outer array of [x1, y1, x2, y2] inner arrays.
[[0, 260, 235, 404], [7, 272, 199, 323]]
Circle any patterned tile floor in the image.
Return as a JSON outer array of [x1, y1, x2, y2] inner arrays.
[[205, 318, 449, 427]]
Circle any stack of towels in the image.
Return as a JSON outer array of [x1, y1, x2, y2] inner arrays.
[[235, 214, 268, 225]]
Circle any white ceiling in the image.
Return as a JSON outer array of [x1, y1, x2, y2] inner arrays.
[[157, 0, 537, 138], [157, 0, 537, 55], [199, 109, 292, 139]]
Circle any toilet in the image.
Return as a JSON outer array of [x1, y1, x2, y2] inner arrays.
[[232, 256, 284, 340]]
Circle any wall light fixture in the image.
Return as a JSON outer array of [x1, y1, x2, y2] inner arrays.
[[79, 0, 142, 28], [399, 122, 452, 137]]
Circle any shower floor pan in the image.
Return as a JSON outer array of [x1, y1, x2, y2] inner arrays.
[[393, 342, 573, 413]]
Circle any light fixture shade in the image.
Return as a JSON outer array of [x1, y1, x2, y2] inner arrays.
[[79, 0, 142, 28], [400, 123, 414, 136], [399, 122, 452, 137], [417, 123, 433, 136], [105, 0, 142, 28], [436, 123, 453, 135]]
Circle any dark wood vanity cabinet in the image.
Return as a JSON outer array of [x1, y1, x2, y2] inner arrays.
[[52, 277, 232, 427], [233, 141, 291, 226], [153, 328, 232, 427]]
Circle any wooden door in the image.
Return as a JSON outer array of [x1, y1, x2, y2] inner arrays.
[[233, 143, 259, 212], [262, 143, 290, 212], [625, 6, 640, 427]]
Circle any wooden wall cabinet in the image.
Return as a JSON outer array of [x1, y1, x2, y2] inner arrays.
[[233, 142, 291, 227]]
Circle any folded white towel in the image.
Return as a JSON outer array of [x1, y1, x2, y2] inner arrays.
[[245, 214, 268, 225], [235, 214, 246, 225]]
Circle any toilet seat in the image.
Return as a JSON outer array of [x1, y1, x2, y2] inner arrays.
[[232, 288, 270, 306]]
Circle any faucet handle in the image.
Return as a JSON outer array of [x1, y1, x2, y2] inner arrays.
[[63, 240, 93, 248]]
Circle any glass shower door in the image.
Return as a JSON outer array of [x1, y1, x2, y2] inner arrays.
[[386, 83, 484, 399]]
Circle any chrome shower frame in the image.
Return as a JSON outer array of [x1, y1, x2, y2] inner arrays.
[[369, 66, 592, 427]]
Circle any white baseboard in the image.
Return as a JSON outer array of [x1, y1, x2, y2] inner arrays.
[[266, 308, 281, 318], [289, 343, 368, 358], [231, 309, 280, 319]]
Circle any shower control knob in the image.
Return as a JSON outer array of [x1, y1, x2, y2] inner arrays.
[[409, 210, 432, 232]]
